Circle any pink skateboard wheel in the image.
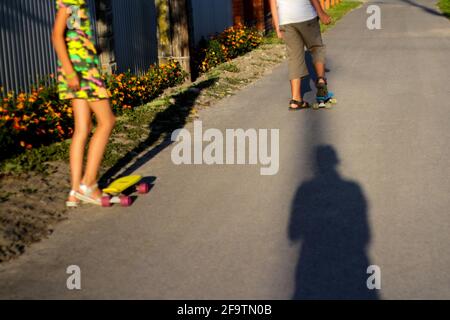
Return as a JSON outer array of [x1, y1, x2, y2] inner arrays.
[[120, 196, 133, 207], [101, 196, 112, 208], [137, 183, 150, 194]]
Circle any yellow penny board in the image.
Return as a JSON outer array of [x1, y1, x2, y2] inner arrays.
[[103, 175, 142, 195]]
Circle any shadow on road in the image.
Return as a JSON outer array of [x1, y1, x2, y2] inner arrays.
[[289, 145, 379, 300], [100, 78, 218, 185], [400, 0, 449, 18]]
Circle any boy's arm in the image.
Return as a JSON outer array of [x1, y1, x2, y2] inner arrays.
[[269, 0, 283, 39], [310, 0, 332, 25]]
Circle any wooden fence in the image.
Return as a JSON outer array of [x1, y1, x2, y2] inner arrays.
[[233, 0, 346, 32], [320, 0, 342, 10]]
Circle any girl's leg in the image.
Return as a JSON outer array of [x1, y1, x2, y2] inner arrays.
[[82, 99, 116, 197], [69, 99, 92, 201]]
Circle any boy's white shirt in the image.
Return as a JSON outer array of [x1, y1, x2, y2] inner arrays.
[[277, 0, 318, 25]]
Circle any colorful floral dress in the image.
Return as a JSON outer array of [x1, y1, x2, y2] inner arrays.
[[56, 0, 109, 101]]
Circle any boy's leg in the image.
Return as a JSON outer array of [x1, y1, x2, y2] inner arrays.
[[299, 18, 328, 92], [314, 62, 326, 82], [82, 99, 116, 196], [282, 24, 309, 106], [70, 99, 92, 199], [290, 79, 302, 103]]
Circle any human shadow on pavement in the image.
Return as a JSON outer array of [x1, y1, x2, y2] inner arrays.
[[100, 78, 218, 185], [289, 145, 379, 300]]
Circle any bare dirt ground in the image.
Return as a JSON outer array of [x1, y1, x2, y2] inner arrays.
[[0, 43, 287, 263], [0, 163, 69, 262]]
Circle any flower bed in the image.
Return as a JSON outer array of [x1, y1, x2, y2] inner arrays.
[[107, 62, 185, 114], [0, 61, 185, 162], [197, 24, 263, 73]]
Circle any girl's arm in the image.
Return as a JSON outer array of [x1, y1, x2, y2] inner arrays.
[[269, 0, 283, 39], [310, 0, 332, 25], [52, 7, 80, 90]]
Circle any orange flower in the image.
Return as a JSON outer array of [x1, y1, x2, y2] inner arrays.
[[17, 93, 26, 103]]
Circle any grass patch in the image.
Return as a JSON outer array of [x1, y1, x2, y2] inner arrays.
[[321, 0, 363, 33], [438, 0, 450, 19], [1, 140, 71, 173], [219, 63, 240, 73], [262, 30, 284, 45], [224, 77, 243, 86]]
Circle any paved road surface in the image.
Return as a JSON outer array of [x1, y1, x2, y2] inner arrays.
[[1, 0, 449, 299]]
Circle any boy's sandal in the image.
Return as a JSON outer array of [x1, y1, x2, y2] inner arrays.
[[76, 184, 102, 206], [66, 190, 80, 208], [289, 99, 310, 110]]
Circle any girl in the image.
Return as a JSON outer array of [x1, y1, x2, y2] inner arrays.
[[52, 0, 116, 207]]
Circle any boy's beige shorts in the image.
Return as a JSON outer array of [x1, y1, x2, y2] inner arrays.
[[280, 17, 326, 80]]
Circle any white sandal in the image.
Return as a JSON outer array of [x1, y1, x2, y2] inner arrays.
[[66, 190, 80, 208], [75, 184, 102, 206]]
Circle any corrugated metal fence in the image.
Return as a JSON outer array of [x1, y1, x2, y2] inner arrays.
[[0, 0, 158, 93], [112, 0, 158, 74], [1, 0, 236, 93], [190, 0, 233, 44], [0, 0, 58, 93]]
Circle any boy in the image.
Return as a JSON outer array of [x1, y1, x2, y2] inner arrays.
[[269, 0, 332, 110]]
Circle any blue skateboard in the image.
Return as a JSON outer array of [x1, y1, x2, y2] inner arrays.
[[313, 92, 337, 109]]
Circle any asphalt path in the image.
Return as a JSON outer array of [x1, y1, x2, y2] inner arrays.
[[0, 0, 449, 299]]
